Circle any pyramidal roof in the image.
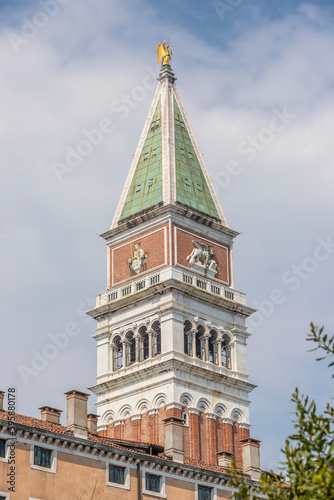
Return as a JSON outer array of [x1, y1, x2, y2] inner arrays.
[[111, 64, 228, 228]]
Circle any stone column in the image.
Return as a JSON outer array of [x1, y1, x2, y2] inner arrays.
[[217, 338, 222, 366], [190, 329, 196, 357], [203, 333, 210, 361], [122, 340, 127, 368], [134, 333, 141, 362], [147, 330, 154, 358], [110, 345, 115, 372]]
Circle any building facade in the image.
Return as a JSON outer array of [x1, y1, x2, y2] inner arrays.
[[0, 56, 261, 499]]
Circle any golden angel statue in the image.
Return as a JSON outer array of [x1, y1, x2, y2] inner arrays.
[[157, 41, 172, 66]]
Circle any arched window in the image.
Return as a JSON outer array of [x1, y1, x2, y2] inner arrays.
[[184, 320, 192, 355], [112, 336, 123, 370], [195, 325, 205, 360], [125, 331, 136, 366], [151, 320, 161, 356], [221, 334, 231, 368], [208, 330, 218, 364], [139, 325, 149, 361]]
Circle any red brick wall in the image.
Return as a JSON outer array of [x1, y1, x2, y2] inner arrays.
[[173, 225, 231, 285], [188, 411, 201, 459], [206, 417, 217, 464], [104, 407, 247, 469]]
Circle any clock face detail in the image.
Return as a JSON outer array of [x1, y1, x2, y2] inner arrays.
[[127, 243, 147, 276], [187, 240, 217, 277]]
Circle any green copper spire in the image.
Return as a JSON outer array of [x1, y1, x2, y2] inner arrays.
[[119, 98, 163, 221], [112, 64, 227, 229], [174, 98, 220, 219]]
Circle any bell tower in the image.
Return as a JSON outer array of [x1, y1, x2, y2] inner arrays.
[[88, 50, 261, 479]]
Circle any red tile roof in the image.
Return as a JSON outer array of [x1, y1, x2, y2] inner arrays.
[[0, 410, 229, 474], [0, 409, 72, 435]]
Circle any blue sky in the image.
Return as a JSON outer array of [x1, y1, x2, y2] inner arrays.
[[0, 0, 333, 472]]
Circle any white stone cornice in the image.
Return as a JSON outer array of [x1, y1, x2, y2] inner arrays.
[[239, 423, 251, 430], [222, 417, 234, 425], [165, 402, 183, 411], [206, 413, 217, 420], [188, 407, 200, 415], [113, 419, 125, 427], [130, 414, 141, 421], [147, 409, 158, 416]]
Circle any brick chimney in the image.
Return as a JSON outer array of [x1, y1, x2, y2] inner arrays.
[[240, 438, 261, 481], [64, 390, 89, 439], [39, 406, 62, 425], [163, 416, 184, 463], [87, 414, 99, 435], [217, 451, 234, 468], [0, 391, 4, 411]]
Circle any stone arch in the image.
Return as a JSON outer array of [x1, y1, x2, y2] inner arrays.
[[152, 393, 167, 409], [197, 397, 210, 413], [137, 321, 147, 333], [118, 404, 132, 420], [213, 403, 227, 418], [180, 392, 193, 407], [101, 410, 116, 426], [231, 408, 244, 423], [111, 333, 122, 344], [135, 399, 150, 415]]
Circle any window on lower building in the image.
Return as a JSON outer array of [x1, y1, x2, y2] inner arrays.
[[146, 473, 161, 493], [34, 446, 52, 468], [198, 485, 213, 500], [0, 439, 6, 458], [109, 464, 125, 485]]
